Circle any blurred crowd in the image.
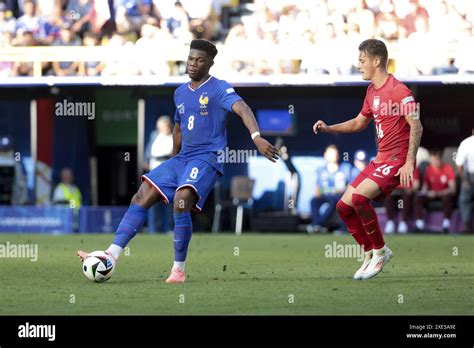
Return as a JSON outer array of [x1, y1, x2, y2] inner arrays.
[[1, 0, 474, 77]]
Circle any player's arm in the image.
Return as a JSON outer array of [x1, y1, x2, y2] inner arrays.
[[232, 100, 280, 163], [313, 113, 371, 134], [396, 113, 423, 188], [172, 123, 182, 157], [445, 179, 456, 195], [434, 177, 456, 197]]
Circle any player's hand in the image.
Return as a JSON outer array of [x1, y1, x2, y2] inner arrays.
[[313, 120, 328, 134], [395, 162, 414, 188], [254, 137, 280, 163]]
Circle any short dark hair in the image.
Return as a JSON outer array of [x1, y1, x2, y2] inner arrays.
[[190, 39, 218, 59], [359, 39, 388, 68]]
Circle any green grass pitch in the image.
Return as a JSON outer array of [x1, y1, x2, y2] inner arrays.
[[1, 233, 473, 315]]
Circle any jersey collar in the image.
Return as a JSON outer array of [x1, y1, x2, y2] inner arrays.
[[188, 75, 213, 92]]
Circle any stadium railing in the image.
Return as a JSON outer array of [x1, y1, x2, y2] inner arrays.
[[0, 42, 464, 81]]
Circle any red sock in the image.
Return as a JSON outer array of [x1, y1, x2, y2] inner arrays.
[[351, 193, 385, 249], [336, 200, 373, 252]]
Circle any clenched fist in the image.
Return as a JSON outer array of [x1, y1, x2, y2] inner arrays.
[[313, 120, 328, 134]]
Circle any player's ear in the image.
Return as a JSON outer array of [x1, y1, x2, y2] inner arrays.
[[373, 57, 380, 68]]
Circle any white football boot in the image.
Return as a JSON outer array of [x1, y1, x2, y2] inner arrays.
[[353, 250, 373, 280], [362, 245, 393, 280]]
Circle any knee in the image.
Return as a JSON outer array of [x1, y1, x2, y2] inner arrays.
[[131, 182, 158, 208], [336, 199, 352, 217], [131, 190, 143, 205], [351, 192, 369, 207]]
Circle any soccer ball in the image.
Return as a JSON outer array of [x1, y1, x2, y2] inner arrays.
[[82, 251, 115, 282]]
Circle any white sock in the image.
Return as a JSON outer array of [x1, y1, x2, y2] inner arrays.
[[443, 218, 450, 229], [173, 261, 185, 271], [106, 244, 123, 259]]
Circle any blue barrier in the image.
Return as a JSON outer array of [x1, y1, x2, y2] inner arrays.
[[0, 206, 74, 233]]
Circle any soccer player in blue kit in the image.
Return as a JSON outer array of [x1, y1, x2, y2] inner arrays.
[[77, 39, 280, 283]]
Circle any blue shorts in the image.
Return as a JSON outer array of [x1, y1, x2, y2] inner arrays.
[[142, 156, 221, 211]]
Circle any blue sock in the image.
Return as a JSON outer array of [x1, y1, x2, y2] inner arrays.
[[173, 212, 192, 262], [112, 204, 148, 248]]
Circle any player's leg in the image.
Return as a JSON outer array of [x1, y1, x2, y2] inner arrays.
[[108, 181, 162, 255], [458, 181, 472, 232], [441, 193, 453, 233], [337, 173, 373, 252], [352, 178, 385, 246], [310, 196, 328, 232], [414, 193, 426, 231], [166, 160, 221, 283], [383, 193, 396, 234], [77, 158, 177, 263], [351, 178, 394, 280], [398, 189, 412, 234], [319, 194, 339, 229], [77, 181, 162, 261], [336, 181, 373, 280], [165, 187, 197, 283]]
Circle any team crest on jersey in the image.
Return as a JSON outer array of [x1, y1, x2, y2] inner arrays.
[[373, 96, 380, 118], [199, 92, 209, 116]]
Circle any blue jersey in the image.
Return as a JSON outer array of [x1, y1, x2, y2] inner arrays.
[[315, 165, 348, 195], [174, 76, 242, 174]]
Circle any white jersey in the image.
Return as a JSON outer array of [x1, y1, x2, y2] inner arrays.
[[455, 135, 474, 174], [150, 133, 173, 170]]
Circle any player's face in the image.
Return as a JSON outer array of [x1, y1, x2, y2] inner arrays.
[[430, 155, 442, 167], [187, 49, 211, 81], [61, 169, 74, 184], [357, 51, 375, 81], [324, 148, 339, 163]]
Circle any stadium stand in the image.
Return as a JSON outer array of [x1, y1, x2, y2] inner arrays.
[[0, 0, 473, 77]]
